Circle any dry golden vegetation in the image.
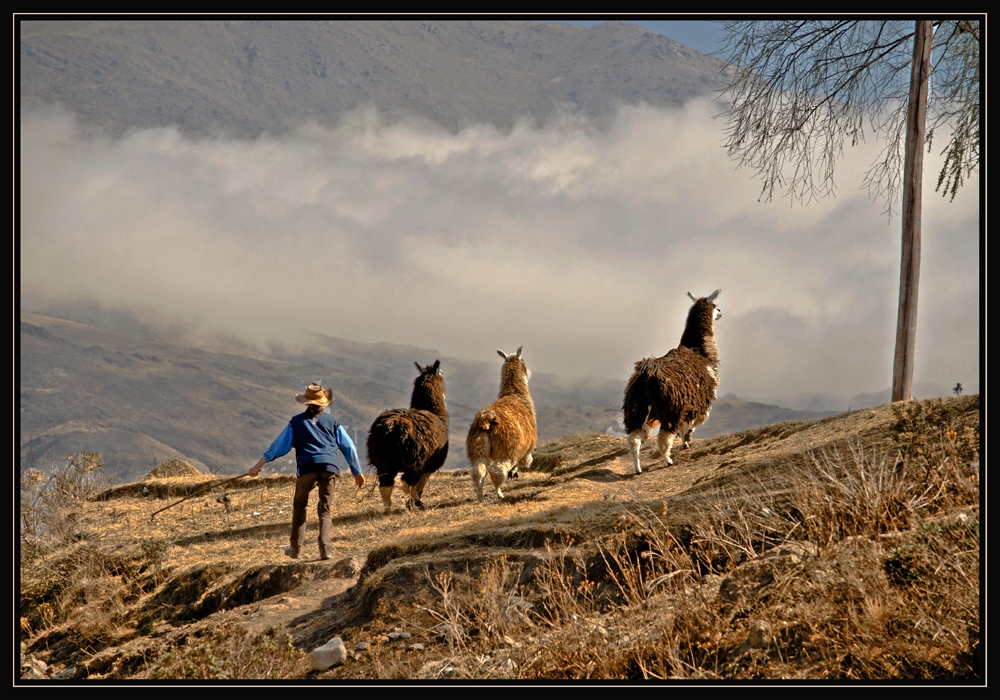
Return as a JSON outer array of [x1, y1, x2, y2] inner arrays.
[[19, 396, 980, 681]]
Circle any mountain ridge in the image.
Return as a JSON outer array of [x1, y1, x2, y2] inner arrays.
[[19, 19, 733, 138]]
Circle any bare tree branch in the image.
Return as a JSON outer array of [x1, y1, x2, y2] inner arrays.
[[718, 19, 980, 405], [719, 19, 979, 215]]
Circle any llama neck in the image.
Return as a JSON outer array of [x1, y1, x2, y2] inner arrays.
[[679, 330, 719, 366], [700, 334, 720, 368], [411, 383, 449, 423], [678, 308, 719, 366], [498, 366, 530, 400]]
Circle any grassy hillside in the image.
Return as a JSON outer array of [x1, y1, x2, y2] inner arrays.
[[19, 395, 980, 681], [20, 312, 625, 481]]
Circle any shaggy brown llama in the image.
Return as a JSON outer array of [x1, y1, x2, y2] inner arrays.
[[623, 290, 721, 474], [466, 347, 537, 500], [366, 360, 449, 512]]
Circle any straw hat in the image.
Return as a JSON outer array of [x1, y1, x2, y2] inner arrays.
[[296, 383, 332, 407]]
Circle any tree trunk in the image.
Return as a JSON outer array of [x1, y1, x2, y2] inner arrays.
[[892, 21, 934, 402]]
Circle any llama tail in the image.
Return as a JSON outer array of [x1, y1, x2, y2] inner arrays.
[[468, 409, 496, 462], [474, 408, 497, 433]]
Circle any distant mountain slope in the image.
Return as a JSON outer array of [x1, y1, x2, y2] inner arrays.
[[18, 19, 732, 137], [19, 312, 628, 482], [22, 311, 853, 484]]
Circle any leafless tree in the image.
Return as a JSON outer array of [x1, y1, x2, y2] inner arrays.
[[719, 19, 980, 402]]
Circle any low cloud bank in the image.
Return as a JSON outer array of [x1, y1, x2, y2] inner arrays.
[[20, 100, 979, 397]]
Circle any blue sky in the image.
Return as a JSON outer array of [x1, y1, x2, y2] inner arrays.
[[541, 19, 727, 56]]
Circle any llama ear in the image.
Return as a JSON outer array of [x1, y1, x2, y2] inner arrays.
[[688, 292, 697, 302], [497, 349, 507, 360], [707, 289, 721, 303], [516, 346, 523, 359], [433, 359, 441, 375], [415, 362, 424, 373]]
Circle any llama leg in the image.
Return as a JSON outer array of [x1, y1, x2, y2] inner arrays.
[[627, 431, 644, 474], [511, 452, 531, 480], [682, 426, 694, 449], [400, 473, 419, 510], [379, 486, 394, 512], [411, 472, 431, 509], [470, 462, 487, 500], [488, 461, 511, 499], [656, 431, 676, 466], [378, 472, 396, 513], [685, 410, 709, 448]]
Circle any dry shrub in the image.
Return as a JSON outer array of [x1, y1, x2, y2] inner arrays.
[[146, 459, 201, 479], [877, 511, 980, 678], [377, 408, 980, 680], [20, 538, 169, 649], [794, 422, 980, 547], [416, 556, 531, 679], [21, 452, 110, 565], [648, 418, 980, 680], [19, 452, 166, 650], [796, 441, 917, 545], [514, 543, 624, 679], [522, 417, 977, 679], [150, 622, 308, 679], [684, 483, 800, 575], [415, 537, 711, 680], [603, 505, 701, 603]]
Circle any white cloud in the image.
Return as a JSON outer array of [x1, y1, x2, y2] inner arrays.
[[19, 101, 980, 397]]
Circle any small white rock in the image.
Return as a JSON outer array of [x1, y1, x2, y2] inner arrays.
[[311, 637, 348, 670]]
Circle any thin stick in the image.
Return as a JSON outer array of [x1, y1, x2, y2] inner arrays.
[[150, 473, 249, 522]]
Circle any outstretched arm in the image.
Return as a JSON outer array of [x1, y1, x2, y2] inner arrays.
[[248, 456, 266, 477], [250, 423, 294, 476]]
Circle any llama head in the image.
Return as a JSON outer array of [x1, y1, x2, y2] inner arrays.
[[414, 359, 443, 377], [411, 360, 447, 412], [680, 291, 721, 362], [687, 290, 722, 321]]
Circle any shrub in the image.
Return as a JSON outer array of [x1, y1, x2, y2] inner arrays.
[[150, 622, 308, 680]]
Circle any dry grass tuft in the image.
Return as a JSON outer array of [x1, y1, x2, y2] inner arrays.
[[145, 459, 201, 480], [148, 622, 309, 679]]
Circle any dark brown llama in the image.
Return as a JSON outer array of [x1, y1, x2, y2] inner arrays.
[[467, 347, 537, 500], [367, 360, 449, 512], [623, 290, 721, 474]]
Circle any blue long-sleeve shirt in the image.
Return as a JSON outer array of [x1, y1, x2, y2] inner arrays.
[[263, 410, 362, 477]]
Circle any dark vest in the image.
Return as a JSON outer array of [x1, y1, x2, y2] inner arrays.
[[289, 410, 342, 475]]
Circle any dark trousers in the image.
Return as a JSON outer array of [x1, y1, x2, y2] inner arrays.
[[289, 469, 337, 556]]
